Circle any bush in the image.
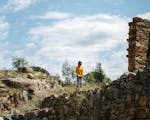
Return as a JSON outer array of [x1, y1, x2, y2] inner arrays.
[[31, 66, 50, 75]]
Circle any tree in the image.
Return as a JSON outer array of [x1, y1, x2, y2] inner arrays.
[[31, 66, 50, 75], [85, 72, 95, 83], [94, 62, 105, 83], [103, 77, 111, 84], [12, 57, 28, 70], [85, 62, 111, 84], [61, 61, 76, 83]]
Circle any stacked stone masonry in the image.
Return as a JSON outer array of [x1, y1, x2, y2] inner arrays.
[[127, 17, 150, 72]]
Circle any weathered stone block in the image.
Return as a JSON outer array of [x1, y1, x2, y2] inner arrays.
[[135, 110, 146, 119], [24, 112, 36, 120], [138, 96, 147, 107]]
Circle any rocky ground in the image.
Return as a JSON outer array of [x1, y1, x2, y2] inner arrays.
[[1, 67, 150, 120], [0, 69, 63, 117], [1, 69, 150, 120], [0, 69, 99, 119]]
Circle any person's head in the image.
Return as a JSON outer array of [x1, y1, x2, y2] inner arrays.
[[78, 61, 82, 66]]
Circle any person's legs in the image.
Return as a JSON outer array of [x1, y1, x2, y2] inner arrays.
[[77, 77, 82, 88], [79, 77, 82, 88], [77, 77, 80, 87]]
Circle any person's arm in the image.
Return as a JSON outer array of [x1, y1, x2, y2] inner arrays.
[[76, 67, 77, 75], [81, 67, 84, 77]]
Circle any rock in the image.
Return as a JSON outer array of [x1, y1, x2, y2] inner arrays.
[[42, 117, 48, 120], [135, 110, 146, 119], [0, 88, 9, 93], [27, 73, 34, 79], [0, 117, 4, 120], [1, 79, 30, 89], [126, 94, 132, 102], [24, 112, 36, 120], [139, 96, 147, 107], [18, 66, 33, 73], [2, 102, 10, 111], [18, 115, 24, 120], [40, 95, 56, 108], [22, 90, 28, 101], [37, 109, 49, 119]]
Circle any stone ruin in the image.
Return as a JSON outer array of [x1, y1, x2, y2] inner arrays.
[[2, 17, 150, 120], [127, 17, 150, 72]]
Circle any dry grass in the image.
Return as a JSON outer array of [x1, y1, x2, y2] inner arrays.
[[0, 70, 101, 116], [7, 85, 76, 115], [0, 70, 19, 79], [10, 84, 100, 115]]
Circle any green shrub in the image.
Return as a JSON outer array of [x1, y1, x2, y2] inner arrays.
[[31, 66, 50, 75], [85, 62, 111, 84]]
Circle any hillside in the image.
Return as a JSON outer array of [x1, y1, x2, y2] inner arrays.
[[0, 69, 62, 116], [2, 69, 150, 120], [0, 68, 99, 118]]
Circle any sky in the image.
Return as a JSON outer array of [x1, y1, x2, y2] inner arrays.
[[0, 0, 150, 80]]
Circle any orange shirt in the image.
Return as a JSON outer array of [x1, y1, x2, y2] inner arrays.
[[76, 66, 84, 77]]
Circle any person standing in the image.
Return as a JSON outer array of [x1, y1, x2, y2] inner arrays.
[[76, 61, 84, 88]]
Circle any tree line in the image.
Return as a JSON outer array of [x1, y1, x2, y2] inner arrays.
[[12, 57, 111, 84]]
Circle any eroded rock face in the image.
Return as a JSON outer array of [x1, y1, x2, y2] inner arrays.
[[0, 75, 62, 116], [0, 91, 29, 113], [127, 17, 150, 72]]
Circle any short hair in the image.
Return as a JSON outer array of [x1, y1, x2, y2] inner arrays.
[[78, 61, 82, 65]]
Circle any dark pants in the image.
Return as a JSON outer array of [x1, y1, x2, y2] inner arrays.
[[77, 76, 82, 87]]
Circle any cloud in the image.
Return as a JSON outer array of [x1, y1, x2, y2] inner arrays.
[[137, 12, 150, 19], [0, 57, 11, 69], [30, 11, 72, 20], [0, 19, 9, 40], [27, 13, 129, 80], [26, 42, 36, 48], [3, 0, 40, 12], [102, 50, 128, 80], [0, 19, 11, 69], [103, 0, 123, 5]]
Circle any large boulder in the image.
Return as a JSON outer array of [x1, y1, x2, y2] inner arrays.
[[18, 66, 33, 73]]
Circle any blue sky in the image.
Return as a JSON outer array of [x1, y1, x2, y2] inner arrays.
[[0, 0, 150, 80]]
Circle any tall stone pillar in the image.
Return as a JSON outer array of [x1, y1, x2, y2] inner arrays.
[[127, 17, 150, 72]]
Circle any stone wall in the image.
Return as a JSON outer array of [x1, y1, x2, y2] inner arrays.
[[127, 17, 150, 72], [98, 70, 150, 120]]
